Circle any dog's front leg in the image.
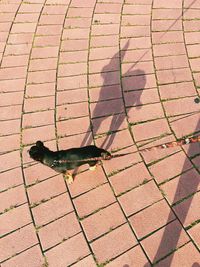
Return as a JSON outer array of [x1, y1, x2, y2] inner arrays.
[[64, 171, 73, 185]]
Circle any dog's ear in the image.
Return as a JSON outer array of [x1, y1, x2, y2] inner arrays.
[[36, 141, 44, 147]]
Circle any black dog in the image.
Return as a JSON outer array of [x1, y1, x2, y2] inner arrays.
[[29, 141, 111, 184]]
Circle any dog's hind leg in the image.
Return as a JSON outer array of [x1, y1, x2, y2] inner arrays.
[[64, 171, 74, 185]]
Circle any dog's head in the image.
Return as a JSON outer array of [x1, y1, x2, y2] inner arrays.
[[29, 141, 49, 163]]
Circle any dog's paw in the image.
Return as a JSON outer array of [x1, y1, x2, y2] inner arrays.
[[89, 165, 97, 171]]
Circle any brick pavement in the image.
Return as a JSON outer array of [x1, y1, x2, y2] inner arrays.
[[0, 0, 200, 266]]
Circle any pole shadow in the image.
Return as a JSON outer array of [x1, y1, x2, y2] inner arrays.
[[144, 119, 200, 266]]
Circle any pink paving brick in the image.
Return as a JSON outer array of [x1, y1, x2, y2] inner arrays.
[[0, 150, 21, 173], [65, 17, 91, 28], [121, 37, 151, 49], [81, 202, 126, 241], [0, 78, 25, 93], [0, 224, 38, 262], [95, 3, 122, 13], [0, 66, 27, 80], [0, 119, 20, 136], [8, 33, 34, 45], [104, 146, 142, 174], [156, 242, 200, 267], [68, 167, 107, 198], [129, 199, 175, 239], [23, 163, 58, 186], [153, 43, 186, 57], [1, 245, 44, 267], [2, 54, 29, 67], [0, 204, 32, 236], [27, 69, 56, 84], [91, 223, 137, 264], [132, 118, 171, 142], [29, 58, 57, 71], [15, 13, 40, 23], [0, 185, 27, 214], [40, 14, 65, 25], [157, 68, 192, 85], [159, 81, 196, 100], [57, 75, 87, 90], [32, 193, 73, 226], [71, 255, 96, 267], [24, 94, 55, 112], [19, 3, 43, 13], [57, 102, 88, 120], [93, 13, 121, 24], [73, 183, 116, 218], [107, 245, 150, 267], [92, 24, 119, 36], [27, 175, 67, 204], [91, 98, 124, 118], [22, 124, 55, 145], [152, 31, 184, 44], [67, 7, 94, 18], [141, 220, 189, 263], [59, 50, 88, 63], [89, 84, 122, 102], [121, 25, 150, 38], [90, 35, 119, 48], [122, 73, 157, 91], [89, 71, 120, 87], [149, 151, 193, 184], [119, 180, 163, 216], [0, 133, 20, 153], [0, 105, 22, 120], [31, 46, 59, 59], [45, 233, 90, 267], [173, 192, 200, 227], [188, 223, 200, 249], [57, 88, 87, 104], [89, 57, 120, 73], [89, 46, 119, 60], [34, 35, 61, 47], [58, 62, 87, 77], [61, 39, 89, 52], [152, 8, 182, 20], [109, 162, 152, 196], [122, 61, 154, 76], [23, 110, 54, 128], [128, 102, 164, 123], [26, 83, 55, 98], [155, 55, 189, 70], [0, 168, 23, 192], [36, 25, 62, 36], [39, 212, 81, 250], [4, 43, 32, 56], [71, 0, 96, 7], [124, 88, 159, 107], [57, 116, 90, 137], [12, 22, 37, 33]]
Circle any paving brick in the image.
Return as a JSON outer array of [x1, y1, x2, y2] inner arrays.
[[68, 167, 107, 198], [71, 0, 95, 7], [93, 13, 120, 24], [128, 103, 164, 123], [90, 35, 118, 48], [26, 83, 55, 97], [32, 193, 73, 226], [153, 0, 182, 8], [0, 78, 25, 93], [58, 62, 87, 77], [0, 91, 24, 107], [109, 162, 152, 196], [40, 14, 65, 25], [0, 168, 23, 192], [188, 223, 200, 249], [0, 150, 21, 173], [36, 25, 62, 36], [91, 224, 137, 264], [29, 58, 57, 71], [89, 57, 120, 74], [45, 233, 90, 267], [23, 162, 57, 186], [163, 97, 200, 116], [65, 17, 91, 28], [123, 4, 151, 15], [81, 202, 126, 241], [129, 199, 175, 239], [92, 24, 119, 36], [152, 8, 182, 20], [27, 175, 67, 204], [89, 84, 122, 102], [122, 61, 154, 76], [121, 37, 151, 49], [19, 3, 43, 13], [0, 224, 38, 262], [23, 110, 54, 128], [173, 192, 200, 227], [4, 43, 32, 56], [57, 75, 87, 90], [95, 3, 122, 13], [0, 66, 27, 80], [73, 183, 116, 218], [67, 7, 94, 18], [63, 28, 90, 40], [89, 71, 120, 87], [22, 124, 55, 145], [152, 31, 184, 44], [0, 133, 20, 153], [43, 5, 68, 15], [142, 219, 189, 263], [150, 151, 193, 184], [122, 74, 156, 91], [39, 212, 81, 250], [57, 88, 87, 105], [15, 13, 40, 23], [122, 48, 152, 63], [2, 54, 29, 67], [27, 69, 56, 84], [34, 35, 60, 47], [122, 14, 150, 26], [153, 43, 186, 57], [1, 245, 44, 267], [0, 105, 22, 120], [61, 39, 89, 51], [31, 46, 59, 59], [132, 118, 171, 142], [7, 32, 34, 44], [0, 185, 27, 214], [71, 255, 96, 267], [156, 242, 200, 267], [121, 25, 150, 38], [185, 32, 200, 44], [12, 23, 37, 33], [0, 204, 32, 236], [23, 96, 55, 112], [119, 180, 162, 216], [89, 46, 119, 61], [59, 50, 87, 63], [159, 81, 196, 100], [106, 245, 150, 267]]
